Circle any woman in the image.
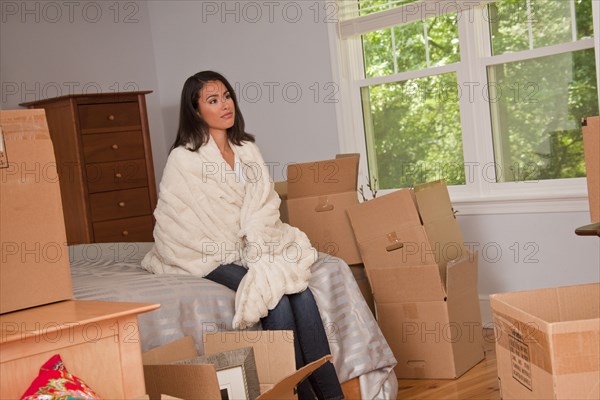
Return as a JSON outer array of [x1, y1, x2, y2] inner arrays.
[[142, 71, 344, 400]]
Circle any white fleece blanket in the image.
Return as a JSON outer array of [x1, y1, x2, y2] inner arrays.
[[141, 137, 318, 329]]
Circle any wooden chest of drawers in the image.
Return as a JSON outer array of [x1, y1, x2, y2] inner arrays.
[[21, 92, 157, 244]]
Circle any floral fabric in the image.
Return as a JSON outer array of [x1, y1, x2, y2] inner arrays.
[[20, 354, 100, 400]]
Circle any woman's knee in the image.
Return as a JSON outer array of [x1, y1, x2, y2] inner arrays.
[[290, 287, 319, 311], [261, 295, 295, 330]]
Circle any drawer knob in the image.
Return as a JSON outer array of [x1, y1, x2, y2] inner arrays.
[[111, 144, 119, 150], [115, 172, 123, 179], [108, 114, 115, 121], [122, 230, 129, 236], [118, 201, 126, 207]]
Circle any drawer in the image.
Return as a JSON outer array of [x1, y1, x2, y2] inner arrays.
[[89, 187, 152, 222], [78, 102, 141, 133], [82, 131, 145, 163], [93, 215, 154, 243], [86, 159, 148, 193]]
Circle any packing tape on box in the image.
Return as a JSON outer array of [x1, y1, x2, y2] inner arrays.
[[315, 196, 334, 212], [493, 310, 600, 375], [385, 232, 404, 252]]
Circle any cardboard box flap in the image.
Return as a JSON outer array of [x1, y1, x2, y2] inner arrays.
[[445, 253, 485, 377], [414, 180, 465, 276], [414, 180, 456, 223], [143, 364, 221, 400], [142, 336, 197, 365], [445, 252, 478, 299], [258, 355, 331, 400], [491, 283, 600, 324], [423, 217, 466, 269], [347, 189, 421, 244], [335, 153, 360, 160], [552, 283, 600, 322], [287, 155, 358, 198]]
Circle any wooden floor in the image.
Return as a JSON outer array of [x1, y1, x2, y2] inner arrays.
[[396, 331, 500, 399]]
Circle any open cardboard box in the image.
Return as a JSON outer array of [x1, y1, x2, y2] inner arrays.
[[0, 110, 73, 314], [143, 334, 330, 400], [347, 180, 484, 379], [490, 283, 600, 399], [276, 154, 362, 265]]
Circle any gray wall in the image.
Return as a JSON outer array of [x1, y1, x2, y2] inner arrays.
[[2, 1, 598, 324], [146, 0, 339, 180], [457, 211, 599, 323], [0, 0, 169, 181]]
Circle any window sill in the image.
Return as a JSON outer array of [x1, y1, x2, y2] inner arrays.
[[371, 186, 590, 215], [450, 193, 590, 216]]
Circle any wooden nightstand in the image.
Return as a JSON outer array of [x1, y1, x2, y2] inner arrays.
[[0, 300, 160, 399]]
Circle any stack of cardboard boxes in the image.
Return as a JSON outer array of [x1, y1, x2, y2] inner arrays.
[[347, 181, 484, 379], [145, 116, 600, 397], [278, 148, 599, 396], [276, 154, 485, 379]]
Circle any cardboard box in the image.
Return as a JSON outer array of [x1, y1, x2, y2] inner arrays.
[[582, 116, 599, 223], [490, 283, 600, 400], [346, 181, 484, 379], [0, 110, 72, 314], [281, 154, 362, 265], [143, 335, 331, 400], [204, 330, 296, 393]]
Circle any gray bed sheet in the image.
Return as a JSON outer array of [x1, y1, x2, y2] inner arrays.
[[69, 242, 397, 399]]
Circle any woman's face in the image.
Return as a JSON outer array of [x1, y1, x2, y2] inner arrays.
[[197, 80, 235, 134]]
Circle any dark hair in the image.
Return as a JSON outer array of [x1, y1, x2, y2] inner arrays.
[[171, 71, 254, 151]]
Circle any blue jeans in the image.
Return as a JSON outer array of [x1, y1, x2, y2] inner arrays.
[[205, 263, 344, 400]]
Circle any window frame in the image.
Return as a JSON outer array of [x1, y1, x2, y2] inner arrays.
[[328, 0, 600, 215]]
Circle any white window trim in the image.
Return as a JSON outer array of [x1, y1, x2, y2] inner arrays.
[[328, 0, 600, 216]]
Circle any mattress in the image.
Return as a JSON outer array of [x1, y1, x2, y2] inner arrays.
[[69, 242, 397, 399]]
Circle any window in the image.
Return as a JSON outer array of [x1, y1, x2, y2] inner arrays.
[[486, 0, 596, 183], [332, 0, 599, 213]]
